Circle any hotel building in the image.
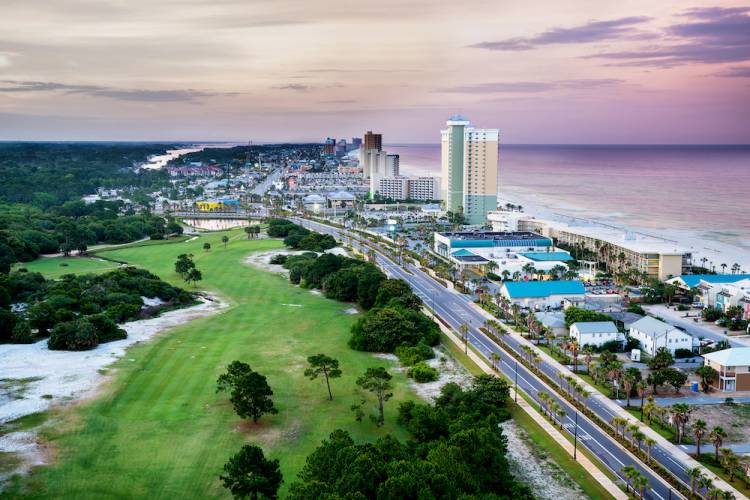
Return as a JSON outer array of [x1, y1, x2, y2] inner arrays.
[[377, 176, 440, 201], [440, 116, 499, 225]]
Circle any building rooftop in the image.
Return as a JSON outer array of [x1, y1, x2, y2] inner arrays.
[[503, 280, 586, 299], [670, 274, 750, 288], [703, 347, 750, 367], [571, 321, 619, 334], [451, 249, 489, 263], [521, 251, 573, 262], [440, 231, 543, 241], [630, 316, 678, 338]]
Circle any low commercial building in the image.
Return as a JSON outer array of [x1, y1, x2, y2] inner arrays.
[[702, 348, 750, 392], [628, 316, 693, 356], [434, 231, 571, 276], [570, 321, 623, 348], [500, 280, 586, 310], [327, 191, 357, 209]]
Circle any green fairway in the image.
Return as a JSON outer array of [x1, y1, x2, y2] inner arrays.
[[13, 256, 120, 278], [10, 229, 416, 498]]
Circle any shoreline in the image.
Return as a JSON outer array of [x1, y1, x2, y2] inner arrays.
[[398, 161, 750, 272]]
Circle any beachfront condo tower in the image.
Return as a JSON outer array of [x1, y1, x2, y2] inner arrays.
[[441, 116, 499, 225]]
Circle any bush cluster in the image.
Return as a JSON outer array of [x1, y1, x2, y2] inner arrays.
[[0, 266, 192, 349], [267, 219, 336, 252]]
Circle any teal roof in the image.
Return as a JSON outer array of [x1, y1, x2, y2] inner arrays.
[[521, 252, 573, 262], [451, 249, 477, 257], [503, 280, 586, 299], [676, 274, 750, 288]]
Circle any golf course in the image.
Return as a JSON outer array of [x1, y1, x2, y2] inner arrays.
[[7, 229, 416, 498]]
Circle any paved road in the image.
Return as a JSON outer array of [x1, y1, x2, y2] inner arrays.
[[295, 218, 697, 500], [252, 167, 283, 196]]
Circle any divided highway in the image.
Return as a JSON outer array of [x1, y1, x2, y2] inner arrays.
[[294, 217, 722, 500]]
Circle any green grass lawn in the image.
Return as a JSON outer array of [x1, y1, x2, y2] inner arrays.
[[8, 229, 416, 498], [695, 454, 750, 496], [12, 256, 120, 278]]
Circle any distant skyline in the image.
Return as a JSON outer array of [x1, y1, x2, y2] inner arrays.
[[1, 1, 749, 143]]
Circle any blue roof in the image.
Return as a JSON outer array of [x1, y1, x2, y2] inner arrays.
[[676, 274, 750, 288], [521, 252, 573, 262], [451, 249, 477, 257], [503, 280, 586, 299], [571, 321, 618, 334]]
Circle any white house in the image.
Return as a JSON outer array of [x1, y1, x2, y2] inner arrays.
[[569, 321, 623, 348], [628, 316, 693, 356]]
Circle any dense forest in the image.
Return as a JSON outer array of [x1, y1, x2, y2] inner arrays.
[[0, 143, 184, 271]]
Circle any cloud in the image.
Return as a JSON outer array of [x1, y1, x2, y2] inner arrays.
[[438, 79, 623, 93], [319, 99, 356, 104], [587, 6, 750, 67], [0, 80, 218, 101], [716, 66, 750, 77], [272, 83, 310, 92], [470, 16, 653, 51]]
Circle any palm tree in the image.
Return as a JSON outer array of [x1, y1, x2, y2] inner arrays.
[[622, 369, 638, 408], [490, 352, 501, 371], [693, 420, 707, 457], [721, 263, 727, 274], [627, 423, 640, 448], [721, 448, 740, 482], [671, 403, 691, 444], [631, 471, 649, 499], [621, 465, 637, 494], [556, 406, 566, 429], [711, 426, 728, 461], [644, 437, 656, 463], [698, 474, 713, 496], [687, 467, 702, 498], [458, 323, 469, 354], [501, 269, 511, 281], [570, 340, 580, 373]]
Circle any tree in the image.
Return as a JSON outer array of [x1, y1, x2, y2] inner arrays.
[[222, 235, 230, 248], [203, 242, 211, 252], [693, 420, 708, 457], [217, 361, 279, 423], [244, 226, 253, 239], [665, 368, 688, 394], [622, 367, 641, 408], [220, 444, 283, 500], [304, 354, 342, 401], [459, 323, 469, 354], [687, 467, 702, 498], [648, 347, 674, 371], [174, 253, 195, 278], [185, 268, 202, 287], [711, 426, 728, 461], [644, 437, 656, 463], [696, 365, 718, 393], [671, 403, 691, 444], [355, 367, 392, 426]]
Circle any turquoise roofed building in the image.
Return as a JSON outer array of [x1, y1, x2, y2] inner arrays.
[[500, 280, 586, 309], [668, 274, 750, 289]]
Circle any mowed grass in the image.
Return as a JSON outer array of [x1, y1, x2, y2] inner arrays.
[[9, 229, 416, 499], [12, 256, 120, 278]]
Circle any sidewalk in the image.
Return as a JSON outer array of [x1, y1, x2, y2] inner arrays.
[[438, 317, 626, 500]]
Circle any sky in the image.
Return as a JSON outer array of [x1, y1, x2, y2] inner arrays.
[[1, 0, 749, 143]]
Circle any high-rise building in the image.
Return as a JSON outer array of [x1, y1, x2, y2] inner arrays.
[[323, 137, 336, 155], [362, 131, 382, 152], [377, 176, 440, 201], [351, 137, 362, 149], [367, 150, 390, 197], [335, 139, 347, 157], [440, 116, 499, 225]]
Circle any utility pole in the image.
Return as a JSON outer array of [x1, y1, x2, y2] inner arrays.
[[573, 410, 578, 460], [514, 360, 518, 403]]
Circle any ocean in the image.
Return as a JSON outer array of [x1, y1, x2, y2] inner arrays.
[[387, 144, 750, 267]]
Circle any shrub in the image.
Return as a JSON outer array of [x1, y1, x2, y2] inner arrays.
[[11, 321, 34, 344], [395, 343, 435, 366], [48, 319, 99, 351], [407, 362, 439, 382], [87, 314, 127, 343], [269, 254, 288, 265], [674, 348, 694, 359], [105, 303, 141, 323]]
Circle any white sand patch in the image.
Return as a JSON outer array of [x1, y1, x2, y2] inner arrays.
[[501, 420, 585, 500], [0, 431, 47, 483], [409, 346, 473, 402], [343, 307, 359, 315], [243, 249, 306, 276], [0, 295, 226, 425], [372, 353, 399, 362], [186, 236, 199, 243], [281, 304, 303, 307], [309, 289, 322, 296], [325, 247, 349, 257], [141, 296, 164, 308]]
